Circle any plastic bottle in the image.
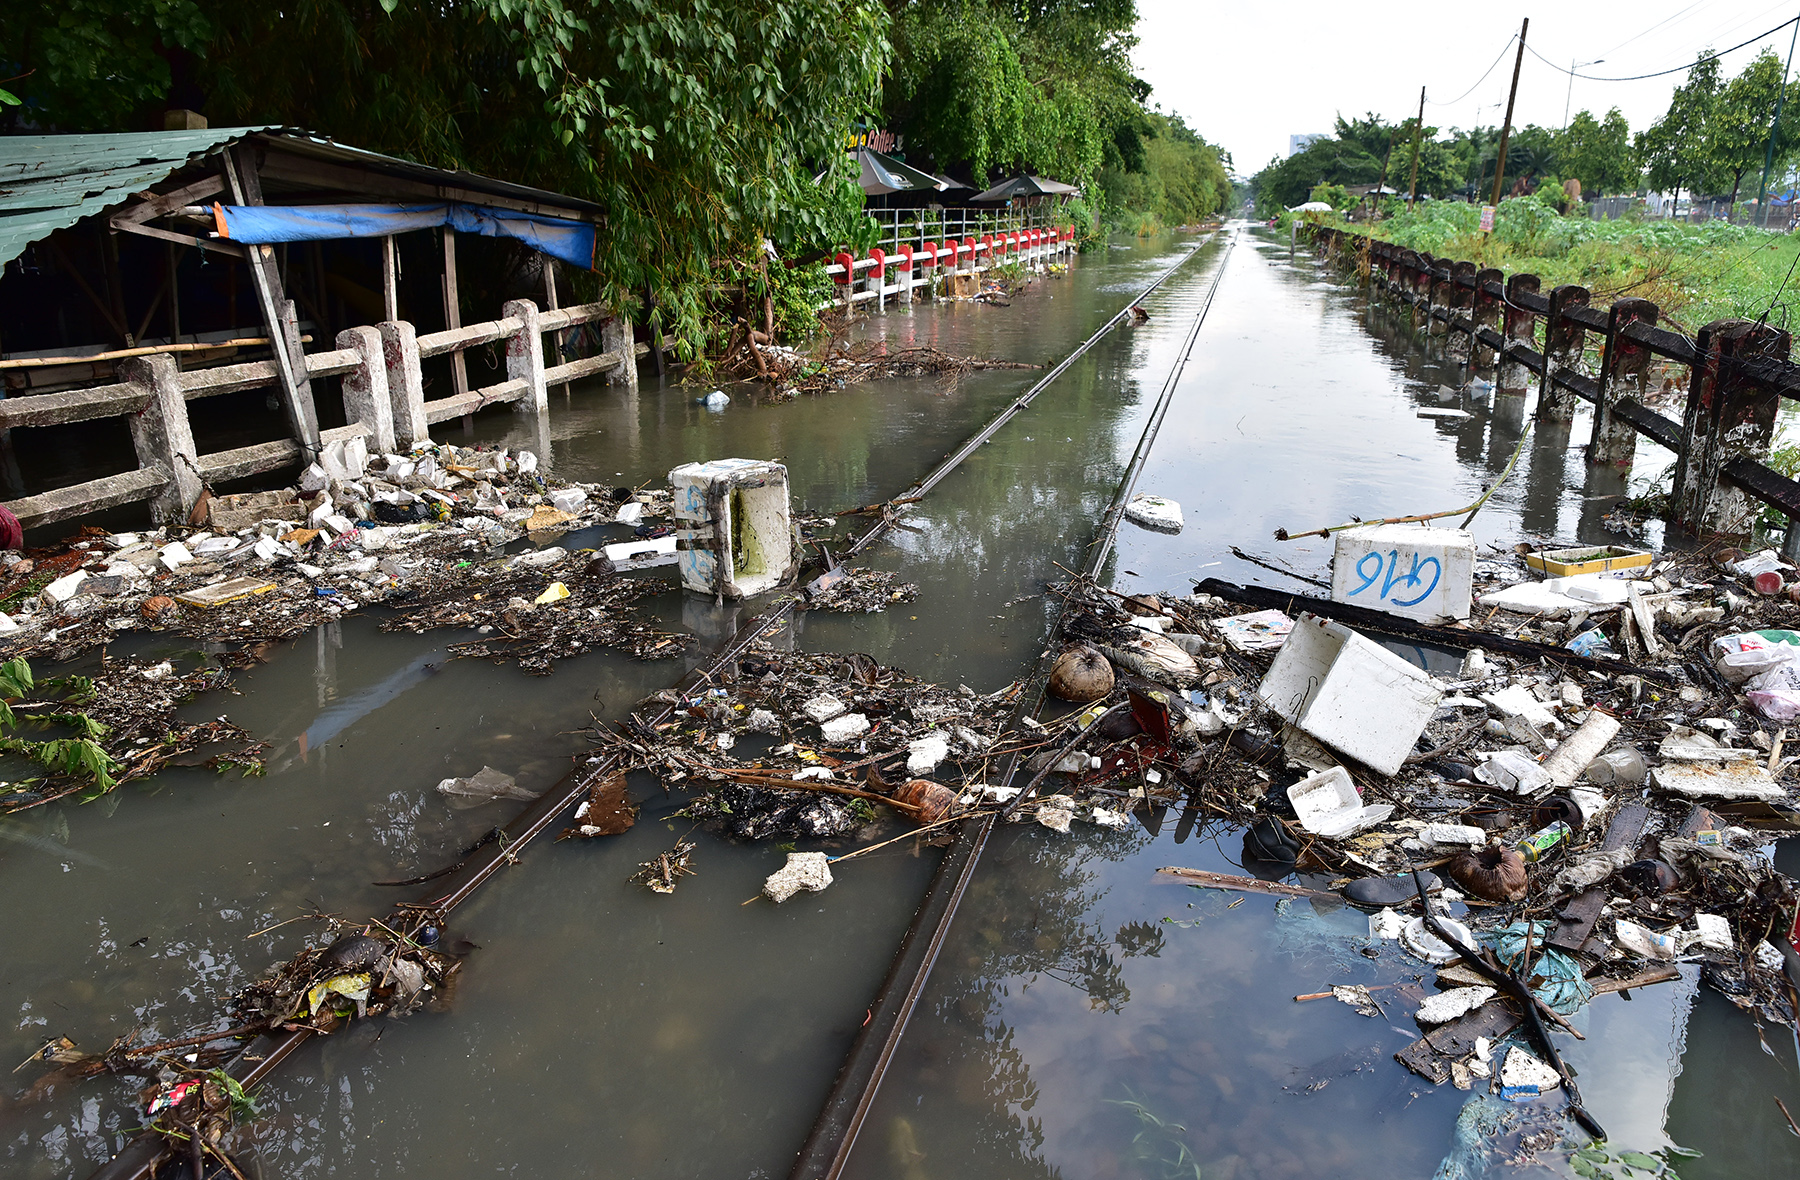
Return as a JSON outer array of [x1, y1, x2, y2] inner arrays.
[[1517, 820, 1571, 863], [1584, 748, 1648, 786]]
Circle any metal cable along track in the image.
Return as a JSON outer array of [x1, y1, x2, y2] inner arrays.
[[86, 234, 1225, 1180], [788, 230, 1237, 1180]]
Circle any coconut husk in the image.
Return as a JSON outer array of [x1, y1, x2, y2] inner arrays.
[[1049, 645, 1115, 702], [1446, 845, 1529, 902]]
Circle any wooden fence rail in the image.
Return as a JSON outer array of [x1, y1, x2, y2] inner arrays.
[[1312, 225, 1800, 557], [1, 298, 629, 533]]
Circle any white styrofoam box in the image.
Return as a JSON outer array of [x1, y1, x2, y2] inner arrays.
[[603, 536, 677, 568], [1330, 524, 1474, 623], [1286, 766, 1393, 837], [1259, 613, 1444, 776], [668, 458, 797, 599]]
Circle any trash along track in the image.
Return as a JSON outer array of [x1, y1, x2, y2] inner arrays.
[[787, 231, 1237, 1180], [75, 235, 1223, 1180]]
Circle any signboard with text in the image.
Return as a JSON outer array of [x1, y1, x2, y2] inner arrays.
[[1479, 205, 1496, 233]]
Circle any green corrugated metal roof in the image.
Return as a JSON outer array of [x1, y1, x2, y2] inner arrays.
[[0, 126, 276, 265]]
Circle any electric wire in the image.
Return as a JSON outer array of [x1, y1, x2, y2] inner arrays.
[[1525, 15, 1800, 81], [1426, 36, 1519, 106]]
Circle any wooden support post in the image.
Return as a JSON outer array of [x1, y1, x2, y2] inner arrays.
[[381, 236, 399, 323], [1498, 275, 1539, 395], [543, 259, 572, 397], [378, 320, 428, 448], [1471, 267, 1503, 368], [1538, 285, 1590, 421], [1589, 298, 1659, 468], [600, 307, 638, 392], [1427, 262, 1451, 339], [120, 354, 202, 524], [441, 228, 471, 429], [1676, 319, 1791, 536], [336, 326, 397, 454], [1446, 261, 1476, 361], [222, 147, 321, 457], [167, 242, 183, 347], [502, 299, 548, 413]]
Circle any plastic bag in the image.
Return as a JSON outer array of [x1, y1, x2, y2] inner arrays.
[[1711, 630, 1800, 685]]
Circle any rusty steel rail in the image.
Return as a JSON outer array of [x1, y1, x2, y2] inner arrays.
[[85, 233, 1221, 1180], [788, 231, 1238, 1180], [1312, 224, 1800, 555]]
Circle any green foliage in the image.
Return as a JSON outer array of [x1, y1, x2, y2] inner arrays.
[[0, 0, 213, 130], [0, 657, 122, 799], [206, 1069, 261, 1123], [1567, 1140, 1697, 1180], [1559, 108, 1637, 196], [882, 0, 1144, 191], [1309, 182, 1352, 210], [764, 263, 835, 344], [1098, 110, 1230, 229]]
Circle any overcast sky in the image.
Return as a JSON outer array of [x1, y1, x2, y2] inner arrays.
[[1134, 1, 1800, 176]]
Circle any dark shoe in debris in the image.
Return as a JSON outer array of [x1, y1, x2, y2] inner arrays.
[[1244, 816, 1301, 866], [1341, 870, 1440, 909]]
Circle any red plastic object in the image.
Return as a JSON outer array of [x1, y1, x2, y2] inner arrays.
[[1755, 570, 1784, 595]]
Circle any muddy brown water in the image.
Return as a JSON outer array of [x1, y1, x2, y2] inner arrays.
[[3, 228, 1795, 1179]]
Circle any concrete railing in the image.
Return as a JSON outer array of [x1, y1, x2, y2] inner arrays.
[[1313, 224, 1800, 555], [820, 225, 1076, 312], [0, 299, 629, 532]]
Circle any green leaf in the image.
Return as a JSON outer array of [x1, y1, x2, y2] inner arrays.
[[378, 0, 399, 11], [1620, 1153, 1662, 1171], [1572, 1157, 1597, 1179], [1660, 1146, 1703, 1160]]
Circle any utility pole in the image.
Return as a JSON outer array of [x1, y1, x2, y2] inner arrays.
[[1490, 19, 1530, 211], [1406, 86, 1425, 210], [1756, 8, 1800, 228]]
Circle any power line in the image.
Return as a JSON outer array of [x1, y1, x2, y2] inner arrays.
[[1593, 0, 1706, 61], [1524, 15, 1800, 82], [1426, 35, 1518, 107]]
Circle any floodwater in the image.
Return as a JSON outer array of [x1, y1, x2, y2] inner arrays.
[[2, 227, 1796, 1180]]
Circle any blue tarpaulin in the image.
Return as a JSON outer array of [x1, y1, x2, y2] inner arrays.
[[213, 201, 596, 270]]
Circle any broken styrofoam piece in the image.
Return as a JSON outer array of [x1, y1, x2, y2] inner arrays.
[[1260, 613, 1443, 777], [906, 732, 950, 775], [1481, 684, 1558, 729], [1286, 766, 1393, 838], [1683, 912, 1734, 953], [604, 536, 677, 567], [613, 500, 646, 525], [1477, 571, 1640, 614], [1416, 986, 1496, 1025], [1539, 711, 1622, 786], [1499, 1047, 1562, 1093], [801, 694, 847, 723], [158, 542, 193, 571], [1369, 908, 1405, 940], [818, 713, 870, 743], [1651, 762, 1784, 801], [1658, 727, 1755, 762], [1330, 524, 1475, 623], [1476, 749, 1552, 795], [1035, 794, 1075, 833], [763, 851, 832, 903], [1088, 807, 1131, 829], [747, 709, 780, 733], [1123, 493, 1184, 533], [41, 570, 88, 605], [1420, 823, 1486, 847]]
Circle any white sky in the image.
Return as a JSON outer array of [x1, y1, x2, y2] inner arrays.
[[1133, 1, 1800, 176]]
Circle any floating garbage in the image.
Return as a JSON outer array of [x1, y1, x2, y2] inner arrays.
[[435, 766, 539, 809], [1123, 493, 1184, 533], [763, 851, 833, 902]]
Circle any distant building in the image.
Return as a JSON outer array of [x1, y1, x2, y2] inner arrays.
[[1289, 134, 1327, 157]]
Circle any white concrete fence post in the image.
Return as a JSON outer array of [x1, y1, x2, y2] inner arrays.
[[336, 326, 397, 453], [120, 353, 202, 523], [600, 308, 638, 392], [378, 320, 428, 448], [502, 299, 548, 413]]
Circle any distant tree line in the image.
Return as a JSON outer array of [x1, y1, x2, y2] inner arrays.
[[1253, 46, 1800, 217]]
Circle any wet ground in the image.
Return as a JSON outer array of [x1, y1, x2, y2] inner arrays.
[[3, 227, 1797, 1179]]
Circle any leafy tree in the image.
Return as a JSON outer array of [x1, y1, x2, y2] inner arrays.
[[1096, 110, 1230, 225], [1, 0, 893, 354], [1638, 51, 1725, 208], [1704, 46, 1799, 208], [1557, 108, 1637, 196]]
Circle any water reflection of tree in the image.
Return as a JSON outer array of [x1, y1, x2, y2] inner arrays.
[[861, 825, 1154, 1180]]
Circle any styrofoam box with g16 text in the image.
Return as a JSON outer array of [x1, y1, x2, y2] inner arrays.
[[1330, 524, 1474, 624]]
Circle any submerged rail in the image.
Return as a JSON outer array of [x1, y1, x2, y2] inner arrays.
[[87, 235, 1219, 1180], [788, 231, 1239, 1180]]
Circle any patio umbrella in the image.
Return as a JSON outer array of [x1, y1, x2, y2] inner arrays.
[[851, 147, 945, 196], [969, 175, 1081, 203], [1288, 201, 1334, 212]]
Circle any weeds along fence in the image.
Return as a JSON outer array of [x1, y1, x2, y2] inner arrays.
[[820, 223, 1076, 312], [1311, 224, 1800, 557], [0, 297, 634, 533]]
